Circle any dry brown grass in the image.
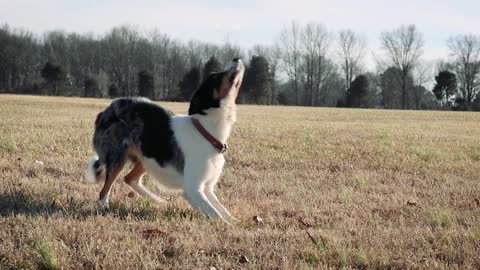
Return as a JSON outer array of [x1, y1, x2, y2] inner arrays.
[[1, 94, 479, 269]]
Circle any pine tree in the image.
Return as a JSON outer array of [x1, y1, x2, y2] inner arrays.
[[346, 75, 369, 107], [40, 62, 66, 96], [380, 67, 414, 109], [243, 56, 271, 104], [84, 76, 98, 97], [203, 56, 222, 79], [432, 70, 457, 108], [108, 84, 120, 98], [138, 70, 154, 99], [178, 67, 201, 101]]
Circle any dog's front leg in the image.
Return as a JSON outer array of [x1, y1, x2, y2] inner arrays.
[[204, 166, 239, 223], [183, 159, 226, 222]]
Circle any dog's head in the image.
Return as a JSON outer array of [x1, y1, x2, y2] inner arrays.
[[188, 58, 245, 115]]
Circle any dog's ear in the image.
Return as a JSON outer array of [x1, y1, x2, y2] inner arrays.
[[188, 59, 244, 115], [188, 95, 207, 115], [188, 73, 223, 115]]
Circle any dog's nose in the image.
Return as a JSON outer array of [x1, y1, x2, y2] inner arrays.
[[232, 57, 241, 63]]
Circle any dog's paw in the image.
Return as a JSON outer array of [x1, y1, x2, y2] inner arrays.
[[98, 198, 110, 209], [225, 215, 240, 224], [231, 217, 241, 224]]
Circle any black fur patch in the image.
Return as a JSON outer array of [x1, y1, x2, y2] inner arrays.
[[188, 71, 226, 115], [130, 100, 185, 172], [93, 98, 184, 174]]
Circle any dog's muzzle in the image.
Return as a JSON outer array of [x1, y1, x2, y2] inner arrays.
[[225, 57, 244, 72]]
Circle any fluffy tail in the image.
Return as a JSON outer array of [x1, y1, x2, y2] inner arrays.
[[85, 155, 106, 184]]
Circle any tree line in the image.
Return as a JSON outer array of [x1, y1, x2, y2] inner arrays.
[[1, 22, 479, 110]]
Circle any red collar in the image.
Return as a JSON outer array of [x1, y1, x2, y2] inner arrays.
[[192, 118, 228, 153]]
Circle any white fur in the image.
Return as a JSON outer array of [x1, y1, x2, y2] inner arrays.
[[85, 155, 100, 184], [139, 112, 235, 222], [133, 68, 242, 222], [128, 179, 167, 204], [142, 157, 183, 190], [90, 60, 244, 223], [99, 195, 109, 207], [165, 63, 242, 222]]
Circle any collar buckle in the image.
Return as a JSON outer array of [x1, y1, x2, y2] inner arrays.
[[220, 144, 228, 153], [192, 118, 228, 154]]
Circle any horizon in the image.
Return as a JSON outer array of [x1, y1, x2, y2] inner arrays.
[[1, 0, 480, 71]]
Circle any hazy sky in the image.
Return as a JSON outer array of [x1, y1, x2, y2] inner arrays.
[[1, 0, 479, 68]]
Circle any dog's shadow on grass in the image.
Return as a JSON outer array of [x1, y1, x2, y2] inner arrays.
[[0, 190, 195, 222], [0, 190, 94, 219]]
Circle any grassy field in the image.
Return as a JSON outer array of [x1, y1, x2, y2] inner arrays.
[[0, 94, 479, 269]]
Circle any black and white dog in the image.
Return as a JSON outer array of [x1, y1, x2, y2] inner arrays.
[[85, 58, 245, 223]]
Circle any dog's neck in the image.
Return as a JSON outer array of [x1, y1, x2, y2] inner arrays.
[[194, 100, 237, 144]]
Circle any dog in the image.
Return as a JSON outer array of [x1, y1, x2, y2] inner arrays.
[[85, 58, 245, 223]]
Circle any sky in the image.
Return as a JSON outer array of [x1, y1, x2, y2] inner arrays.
[[1, 0, 479, 70]]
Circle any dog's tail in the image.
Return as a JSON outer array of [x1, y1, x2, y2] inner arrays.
[[85, 155, 106, 184]]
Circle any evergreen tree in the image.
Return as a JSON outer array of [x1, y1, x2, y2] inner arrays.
[[346, 75, 369, 107], [40, 61, 66, 96], [243, 55, 271, 104], [277, 91, 289, 105], [108, 83, 120, 98], [138, 70, 154, 99], [178, 67, 200, 101], [203, 56, 222, 79], [84, 76, 98, 97], [432, 70, 457, 108], [380, 67, 414, 109]]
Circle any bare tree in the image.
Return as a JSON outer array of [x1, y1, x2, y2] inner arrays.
[[219, 40, 243, 65], [380, 25, 424, 109], [278, 21, 302, 105], [0, 26, 41, 93], [268, 45, 282, 104], [412, 61, 433, 109], [185, 40, 204, 69], [299, 23, 332, 106], [337, 30, 366, 92], [148, 30, 170, 98], [165, 41, 188, 98], [447, 34, 480, 105], [103, 25, 141, 96]]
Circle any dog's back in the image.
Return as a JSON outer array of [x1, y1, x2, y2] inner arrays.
[[86, 97, 181, 184]]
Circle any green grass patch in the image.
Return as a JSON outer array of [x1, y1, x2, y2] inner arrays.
[[0, 135, 17, 154], [428, 209, 453, 228], [352, 175, 369, 188], [338, 186, 354, 204], [34, 240, 60, 270], [468, 145, 480, 161], [412, 146, 445, 162], [303, 252, 320, 266]]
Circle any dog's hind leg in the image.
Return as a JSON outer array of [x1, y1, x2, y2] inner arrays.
[[99, 160, 126, 208], [125, 162, 167, 204]]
